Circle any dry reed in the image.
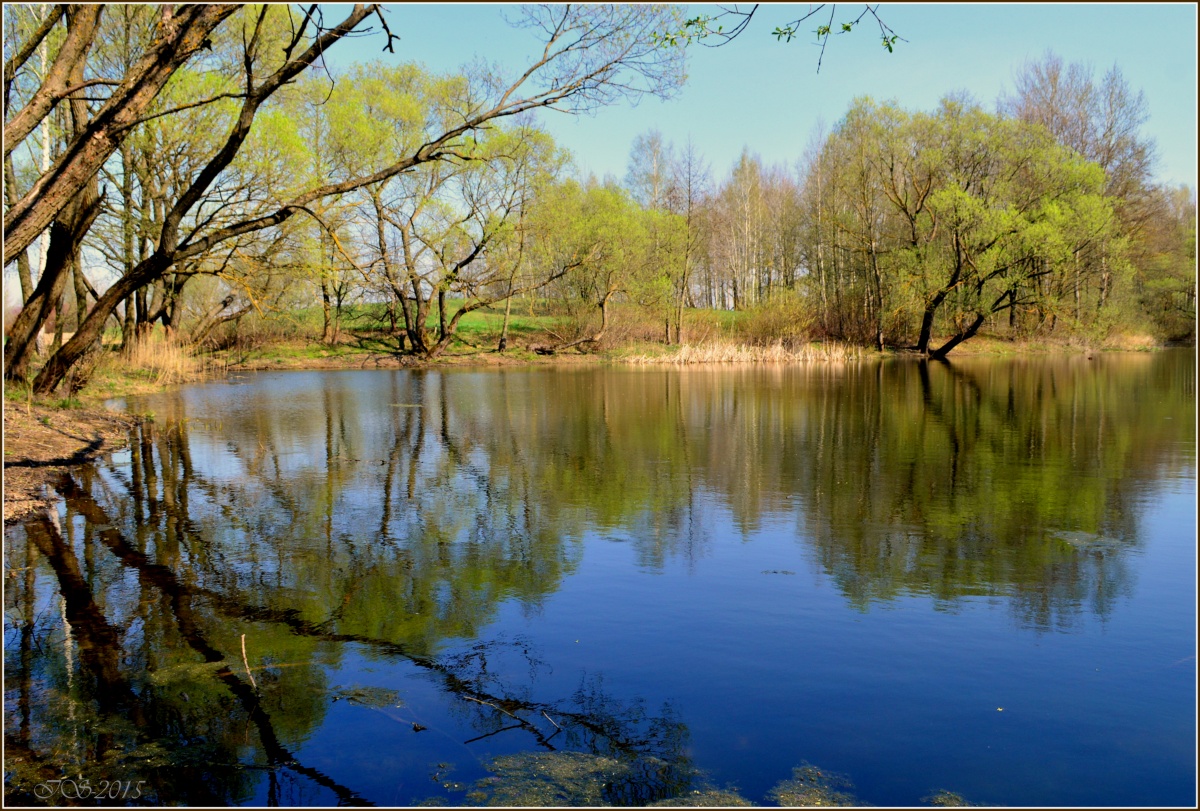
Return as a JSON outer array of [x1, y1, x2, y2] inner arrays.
[[627, 340, 865, 365], [118, 332, 209, 385]]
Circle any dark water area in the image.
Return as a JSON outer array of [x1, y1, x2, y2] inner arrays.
[[4, 350, 1196, 807]]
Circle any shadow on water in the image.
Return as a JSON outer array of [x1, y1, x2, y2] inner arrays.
[[4, 350, 1194, 805]]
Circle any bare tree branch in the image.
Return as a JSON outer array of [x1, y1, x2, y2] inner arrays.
[[3, 4, 104, 160]]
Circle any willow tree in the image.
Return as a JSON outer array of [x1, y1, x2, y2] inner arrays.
[[3, 4, 112, 381], [798, 95, 1123, 357], [3, 4, 240, 260], [906, 97, 1121, 356], [304, 62, 572, 357], [367, 122, 567, 358], [85, 5, 281, 346]]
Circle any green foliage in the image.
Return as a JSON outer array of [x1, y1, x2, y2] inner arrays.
[[799, 95, 1132, 355], [536, 178, 676, 345], [3, 379, 35, 403], [655, 4, 900, 60], [468, 752, 641, 806], [924, 789, 980, 807], [1133, 184, 1197, 343]]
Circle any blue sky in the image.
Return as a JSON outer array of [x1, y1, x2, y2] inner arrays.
[[346, 3, 1197, 187]]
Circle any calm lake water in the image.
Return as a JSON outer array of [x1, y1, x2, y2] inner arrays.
[[5, 351, 1196, 807]]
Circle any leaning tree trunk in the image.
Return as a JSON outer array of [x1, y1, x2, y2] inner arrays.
[[916, 277, 962, 353], [4, 222, 74, 382], [2, 4, 103, 162], [33, 251, 170, 395], [4, 29, 103, 383], [33, 4, 378, 393], [4, 189, 102, 383], [188, 293, 252, 346], [4, 4, 240, 260], [929, 313, 986, 360]]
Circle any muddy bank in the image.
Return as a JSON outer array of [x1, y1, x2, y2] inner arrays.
[[2, 404, 137, 525]]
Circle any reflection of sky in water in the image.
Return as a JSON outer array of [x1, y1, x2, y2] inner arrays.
[[9, 352, 1193, 807]]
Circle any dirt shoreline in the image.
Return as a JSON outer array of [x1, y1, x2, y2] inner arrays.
[[2, 403, 138, 525]]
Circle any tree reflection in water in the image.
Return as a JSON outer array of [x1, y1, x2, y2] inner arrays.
[[4, 351, 1192, 805], [4, 462, 693, 805]]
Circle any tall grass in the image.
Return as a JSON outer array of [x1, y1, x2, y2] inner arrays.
[[627, 340, 865, 364], [116, 332, 209, 385]]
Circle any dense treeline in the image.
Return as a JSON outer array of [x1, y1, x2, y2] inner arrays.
[[616, 59, 1195, 355], [3, 5, 1194, 396]]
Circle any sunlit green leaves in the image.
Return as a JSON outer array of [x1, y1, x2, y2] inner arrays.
[[809, 94, 1125, 354]]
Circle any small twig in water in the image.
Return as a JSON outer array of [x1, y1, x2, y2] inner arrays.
[[241, 633, 258, 690], [542, 710, 561, 730], [464, 694, 519, 720]]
